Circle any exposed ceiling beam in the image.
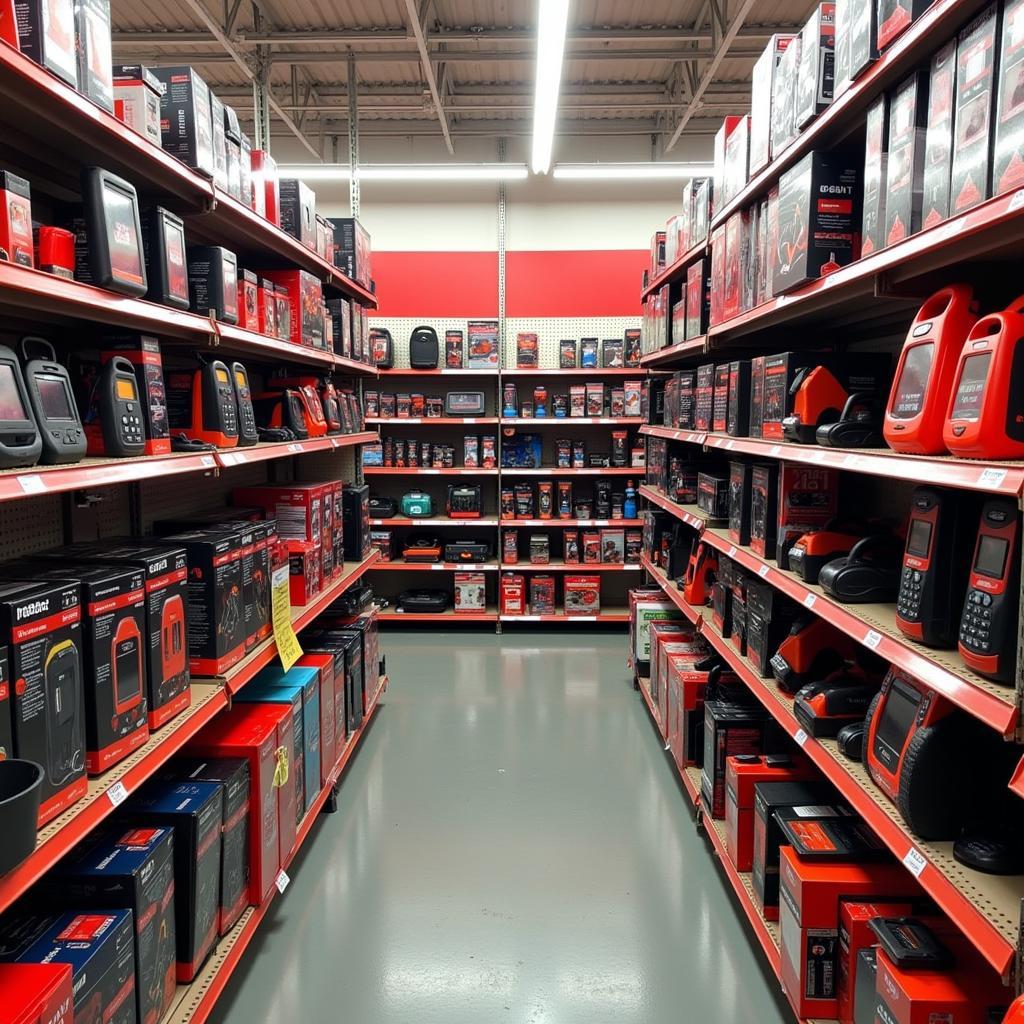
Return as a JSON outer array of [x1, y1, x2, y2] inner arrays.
[[665, 0, 759, 151], [402, 0, 454, 153]]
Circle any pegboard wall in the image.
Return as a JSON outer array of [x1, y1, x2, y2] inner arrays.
[[366, 318, 495, 370], [0, 494, 67, 559]]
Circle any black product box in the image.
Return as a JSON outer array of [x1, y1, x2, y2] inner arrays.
[[729, 461, 754, 545], [796, 4, 836, 129], [125, 779, 223, 982], [187, 245, 239, 324], [697, 472, 730, 519], [163, 530, 246, 676], [141, 206, 190, 311], [695, 362, 715, 431], [884, 70, 928, 246], [994, 0, 1024, 197], [15, 0, 78, 87], [751, 35, 794, 173], [774, 151, 861, 294], [693, 178, 712, 244], [677, 369, 697, 430], [0, 580, 86, 824], [47, 824, 176, 1024], [752, 781, 840, 915], [209, 93, 227, 193], [877, 0, 932, 51], [834, 0, 852, 97], [278, 179, 316, 250], [712, 363, 730, 433], [760, 352, 829, 440], [342, 484, 371, 561], [685, 259, 710, 338], [847, 0, 878, 79], [6, 559, 148, 774], [0, 909, 135, 1023], [770, 35, 800, 159], [746, 579, 799, 676], [327, 217, 372, 288], [101, 333, 172, 456], [0, 647, 10, 761], [950, 5, 999, 215], [713, 558, 734, 636], [861, 94, 889, 257], [731, 569, 749, 655], [663, 375, 680, 428], [700, 699, 772, 818], [603, 338, 625, 368], [749, 463, 780, 559], [150, 66, 215, 176], [305, 629, 364, 733], [74, 0, 113, 112], [162, 757, 251, 936], [559, 339, 578, 368], [749, 356, 766, 438], [224, 106, 243, 200], [776, 463, 839, 568], [727, 360, 751, 436], [922, 39, 957, 229]]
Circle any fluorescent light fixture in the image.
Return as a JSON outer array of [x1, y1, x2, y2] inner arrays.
[[531, 0, 570, 174], [552, 163, 715, 180], [277, 164, 528, 182]]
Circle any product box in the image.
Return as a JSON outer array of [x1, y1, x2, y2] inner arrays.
[[328, 217, 372, 287], [778, 847, 914, 1020], [722, 212, 743, 322], [760, 351, 821, 439], [777, 463, 839, 567], [770, 35, 801, 158], [748, 356, 766, 438], [251, 149, 279, 225], [454, 572, 487, 614], [713, 116, 744, 208], [101, 334, 172, 455], [700, 700, 773, 818], [187, 245, 239, 324], [884, 70, 928, 246], [73, 0, 113, 111], [124, 780, 222, 982], [751, 35, 796, 173], [711, 363, 730, 433], [950, 5, 998, 214], [698, 473, 730, 519], [0, 580, 87, 824], [834, 0, 852, 96], [624, 378, 643, 418], [877, 0, 932, 51], [0, 911, 135, 1024], [516, 332, 538, 368], [278, 179, 316, 250], [15, 0, 78, 87], [625, 327, 642, 366], [150, 66, 214, 176], [600, 528, 625, 564], [774, 150, 861, 294], [693, 177, 713, 243], [724, 114, 751, 204], [994, 0, 1024, 197], [467, 320, 499, 368], [564, 575, 601, 616], [748, 463, 779, 559], [726, 360, 751, 436], [630, 599, 683, 674], [223, 106, 243, 200], [728, 461, 753, 545], [47, 824, 176, 1024], [796, 4, 836, 129], [0, 648, 11, 762], [586, 382, 605, 417], [922, 40, 957, 228], [238, 268, 259, 331], [0, 171, 33, 268], [709, 223, 726, 326], [603, 338, 625, 368], [0, 962, 73, 1024], [262, 269, 322, 347], [581, 337, 599, 368], [685, 259, 710, 339], [861, 95, 889, 257], [847, 0, 878, 79], [209, 93, 227, 192], [694, 362, 715, 431], [500, 573, 526, 616], [529, 576, 556, 615], [559, 339, 578, 368], [297, 651, 341, 775], [445, 329, 464, 368], [235, 482, 324, 544], [286, 540, 321, 605]]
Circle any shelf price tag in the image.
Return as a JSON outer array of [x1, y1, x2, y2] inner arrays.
[[276, 870, 291, 894], [727, 546, 737, 558], [902, 847, 927, 878], [794, 728, 808, 748], [1010, 189, 1024, 212], [200, 455, 216, 469], [803, 593, 816, 610], [864, 629, 883, 650], [769, 445, 782, 457], [17, 474, 46, 494], [977, 467, 1008, 489], [287, 443, 303, 453], [758, 564, 770, 578], [271, 564, 303, 672], [220, 452, 238, 466], [107, 781, 129, 808]]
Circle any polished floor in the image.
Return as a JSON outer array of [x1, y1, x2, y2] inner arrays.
[[211, 633, 792, 1024]]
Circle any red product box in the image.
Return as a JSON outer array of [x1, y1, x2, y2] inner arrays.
[[529, 575, 556, 615], [564, 575, 601, 615], [100, 334, 172, 456], [235, 483, 324, 543], [724, 114, 750, 206], [724, 755, 815, 872], [722, 212, 743, 321], [862, 94, 889, 257], [500, 573, 526, 616], [250, 149, 280, 224], [287, 539, 321, 605], [659, 648, 701, 743], [884, 71, 928, 246], [750, 34, 797, 172], [709, 224, 727, 325], [648, 620, 691, 712], [713, 115, 745, 209], [0, 171, 34, 268], [994, 0, 1024, 197], [261, 269, 323, 348], [34, 224, 74, 278], [238, 269, 259, 331], [776, 463, 838, 567], [0, 962, 73, 1024], [297, 653, 337, 786], [258, 279, 277, 337], [778, 847, 917, 1021]]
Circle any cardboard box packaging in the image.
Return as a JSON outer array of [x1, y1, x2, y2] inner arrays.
[[209, 92, 228, 192], [15, 0, 78, 87], [877, 0, 933, 51], [770, 35, 801, 158], [724, 114, 751, 203], [150, 66, 214, 176], [921, 39, 957, 229], [847, 0, 878, 79], [74, 0, 113, 112], [993, 0, 1024, 197], [861, 94, 889, 256], [884, 71, 928, 246], [279, 179, 317, 250], [713, 116, 744, 208], [455, 572, 487, 613], [750, 37, 795, 173], [795, 4, 836, 129], [712, 363, 730, 433], [0, 962, 73, 1024]]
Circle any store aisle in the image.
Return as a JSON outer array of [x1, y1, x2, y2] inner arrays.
[[210, 633, 792, 1024]]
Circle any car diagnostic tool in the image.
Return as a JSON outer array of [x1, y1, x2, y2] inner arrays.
[[230, 362, 257, 447], [19, 337, 85, 465], [87, 356, 146, 457], [0, 344, 43, 468], [167, 360, 239, 448], [959, 497, 1020, 682]]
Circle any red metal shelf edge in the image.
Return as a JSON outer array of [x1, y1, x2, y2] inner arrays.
[[182, 680, 386, 1024], [502, 467, 642, 476], [363, 467, 500, 476], [333, 355, 378, 376], [368, 417, 500, 425], [636, 671, 664, 735], [638, 485, 709, 531], [497, 562, 641, 572], [639, 425, 709, 446], [500, 367, 642, 377], [372, 561, 500, 572], [499, 417, 645, 426], [503, 518, 645, 528], [639, 336, 708, 367], [379, 609, 499, 621], [376, 368, 500, 377], [215, 433, 378, 468], [214, 322, 336, 367], [371, 518, 501, 527], [641, 239, 709, 301], [501, 611, 630, 622]]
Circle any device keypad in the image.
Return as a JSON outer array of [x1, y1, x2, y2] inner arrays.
[[960, 589, 993, 651], [897, 567, 923, 621], [120, 403, 144, 445]]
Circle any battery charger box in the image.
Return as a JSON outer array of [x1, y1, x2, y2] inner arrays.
[[0, 171, 34, 268], [188, 245, 239, 325], [74, 0, 113, 112], [712, 363, 730, 433], [697, 472, 729, 519], [150, 66, 214, 176], [778, 847, 915, 1020], [140, 206, 190, 311], [101, 334, 171, 456], [877, 0, 931, 51], [700, 700, 774, 819], [796, 4, 835, 129], [278, 179, 316, 250], [162, 756, 251, 936], [262, 270, 323, 347], [235, 483, 324, 545], [685, 259, 710, 338], [209, 93, 227, 192], [861, 95, 889, 256], [47, 824, 176, 1024], [0, 962, 73, 1024], [15, 0, 78, 86], [729, 461, 754, 545], [770, 35, 801, 158], [922, 40, 957, 229], [746, 581, 798, 677], [125, 780, 223, 982], [726, 360, 751, 436], [0, 647, 11, 761], [774, 150, 861, 294], [847, 0, 878, 79], [950, 5, 998, 215], [885, 71, 928, 246], [0, 579, 86, 824], [163, 530, 246, 675], [994, 0, 1024, 197], [328, 217, 372, 288], [0, 910, 135, 1023]]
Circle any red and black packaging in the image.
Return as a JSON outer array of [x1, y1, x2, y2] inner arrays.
[[262, 269, 323, 348], [729, 461, 754, 545], [101, 334, 171, 456], [712, 364, 730, 433], [529, 576, 556, 615], [749, 356, 765, 437], [697, 472, 730, 519], [760, 351, 826, 439], [33, 224, 75, 278], [847, 0, 878, 79], [722, 213, 743, 322], [694, 363, 715, 431], [993, 0, 1024, 197], [0, 580, 86, 824], [861, 94, 889, 256], [709, 224, 726, 325], [726, 360, 751, 436], [751, 35, 795, 173], [258, 278, 277, 337], [950, 5, 998, 215], [746, 580, 799, 676], [14, 0, 78, 87], [0, 170, 33, 267], [500, 573, 526, 616], [749, 463, 779, 559], [278, 178, 316, 250], [187, 245, 239, 325], [150, 66, 215, 176], [774, 150, 861, 294], [685, 259, 710, 338], [73, 0, 113, 109], [796, 4, 836, 129], [445, 329, 464, 368], [327, 217, 372, 289], [884, 70, 928, 246], [877, 0, 932, 50], [922, 39, 957, 228], [700, 699, 775, 819], [0, 647, 11, 762], [777, 463, 839, 568], [47, 824, 176, 1024], [238, 269, 259, 331]]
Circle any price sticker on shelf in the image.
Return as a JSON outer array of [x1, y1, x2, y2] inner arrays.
[[421, 469, 440, 475], [1010, 189, 1024, 213], [769, 445, 782, 457], [902, 847, 927, 878], [200, 455, 217, 468], [17, 474, 46, 495], [271, 564, 303, 672], [803, 593, 816, 610], [276, 870, 291, 894], [794, 728, 808, 748], [977, 467, 1008, 489], [725, 440, 735, 450], [220, 452, 238, 466], [464, 418, 477, 424], [727, 546, 737, 558], [107, 781, 129, 808], [288, 443, 304, 454], [864, 629, 883, 650], [758, 564, 770, 578], [940, 216, 967, 240]]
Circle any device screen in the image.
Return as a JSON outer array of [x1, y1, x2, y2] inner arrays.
[[875, 678, 921, 763], [951, 352, 991, 420], [216, 367, 230, 385], [116, 377, 137, 401], [0, 364, 28, 421], [36, 373, 74, 420], [975, 535, 1009, 578], [891, 343, 934, 419], [906, 518, 933, 558], [234, 370, 247, 390], [102, 182, 144, 285]]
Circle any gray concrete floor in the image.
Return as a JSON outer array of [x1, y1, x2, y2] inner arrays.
[[210, 632, 793, 1024]]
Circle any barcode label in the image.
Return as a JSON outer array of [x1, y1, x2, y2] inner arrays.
[[276, 870, 290, 893], [794, 729, 808, 747], [108, 782, 128, 807], [864, 630, 882, 649], [903, 847, 927, 878], [758, 564, 770, 578], [17, 475, 46, 494], [803, 594, 816, 609], [977, 467, 1007, 488], [200, 455, 216, 468], [727, 546, 737, 558]]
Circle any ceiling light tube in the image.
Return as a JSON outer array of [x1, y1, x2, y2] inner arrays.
[[531, 0, 570, 174], [552, 163, 715, 180], [278, 164, 529, 182]]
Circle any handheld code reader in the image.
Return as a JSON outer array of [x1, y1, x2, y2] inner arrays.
[[168, 360, 239, 448], [896, 487, 975, 647], [0, 344, 43, 468], [319, 379, 342, 434], [19, 337, 85, 465], [230, 362, 257, 447], [958, 497, 1020, 682], [943, 295, 1024, 459], [94, 356, 146, 457], [112, 616, 143, 715], [884, 285, 979, 454], [298, 384, 328, 437], [252, 389, 308, 441]]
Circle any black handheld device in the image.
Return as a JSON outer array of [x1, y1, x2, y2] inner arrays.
[[231, 362, 258, 447], [0, 344, 43, 468], [19, 338, 86, 465], [81, 167, 148, 298], [98, 356, 146, 457]]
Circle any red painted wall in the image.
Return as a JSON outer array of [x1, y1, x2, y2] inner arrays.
[[371, 251, 498, 317]]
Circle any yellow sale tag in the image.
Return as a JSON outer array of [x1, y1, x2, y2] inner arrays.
[[271, 564, 303, 672]]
